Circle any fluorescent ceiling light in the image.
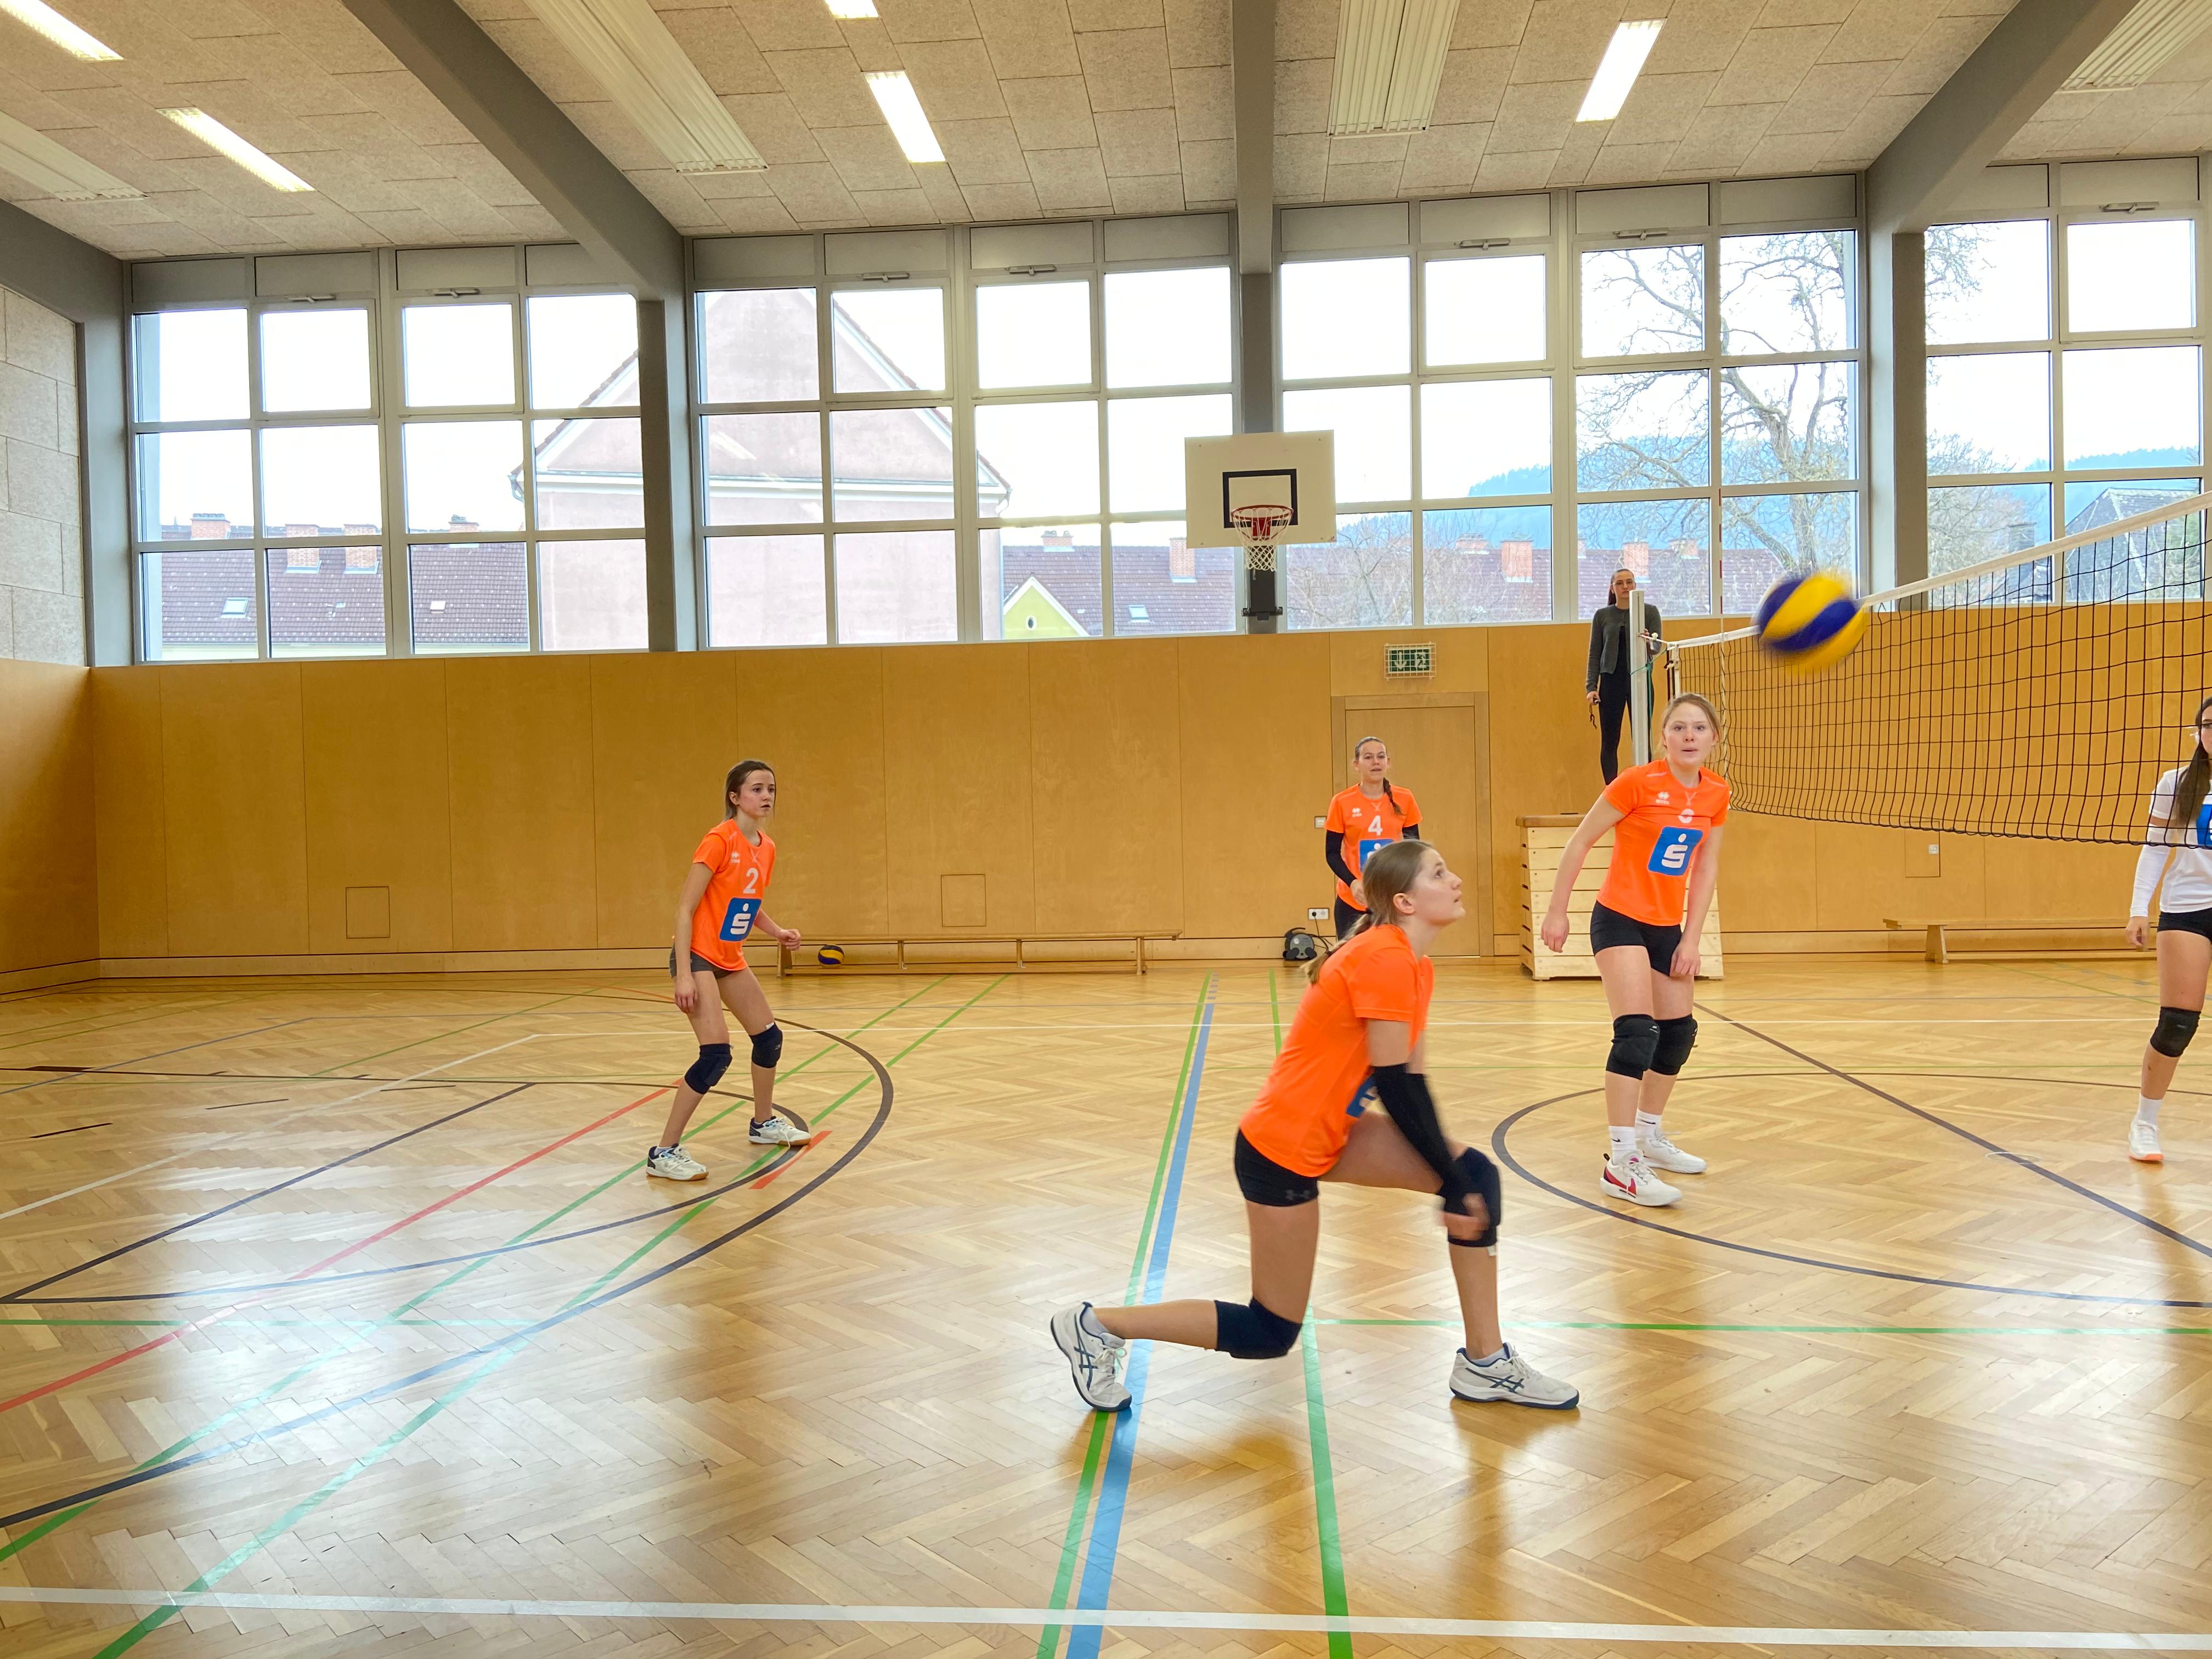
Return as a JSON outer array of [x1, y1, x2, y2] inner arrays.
[[2066, 0, 2212, 89], [865, 71, 944, 163], [825, 0, 877, 16], [0, 109, 140, 200], [1577, 19, 1662, 122], [527, 0, 764, 172], [1328, 0, 1462, 136], [0, 0, 119, 60], [161, 107, 313, 190]]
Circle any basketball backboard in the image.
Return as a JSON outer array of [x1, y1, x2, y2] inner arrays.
[[1183, 432, 1338, 548]]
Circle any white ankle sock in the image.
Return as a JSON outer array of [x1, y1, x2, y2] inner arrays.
[[2138, 1096, 2163, 1126], [1635, 1110, 1663, 1136], [1607, 1125, 1637, 1156]]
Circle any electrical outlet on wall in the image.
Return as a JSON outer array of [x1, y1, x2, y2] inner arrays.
[[1308, 907, 1328, 921], [1313, 815, 1325, 828], [1905, 833, 1942, 878]]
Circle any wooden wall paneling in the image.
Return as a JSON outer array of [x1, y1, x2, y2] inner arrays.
[[1483, 624, 1600, 949], [1030, 638, 1184, 935], [1982, 838, 2136, 919], [589, 652, 741, 949], [1712, 810, 1818, 936], [91, 668, 167, 961], [1175, 633, 1333, 939], [300, 660, 454, 955], [444, 656, 599, 951], [736, 647, 891, 940], [158, 664, 311, 957], [0, 662, 94, 974], [881, 645, 1036, 935], [1813, 819, 1987, 930]]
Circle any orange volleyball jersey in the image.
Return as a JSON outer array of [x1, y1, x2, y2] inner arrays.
[[688, 819, 777, 973], [1325, 785, 1422, 910], [1596, 761, 1729, 927], [1239, 924, 1434, 1177]]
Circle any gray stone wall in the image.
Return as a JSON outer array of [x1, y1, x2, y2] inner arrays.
[[0, 286, 84, 665]]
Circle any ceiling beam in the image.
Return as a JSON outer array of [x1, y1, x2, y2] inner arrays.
[[1233, 0, 1274, 275], [0, 197, 121, 325], [1866, 0, 2138, 233], [336, 0, 685, 300]]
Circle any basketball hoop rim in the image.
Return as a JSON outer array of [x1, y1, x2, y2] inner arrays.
[[1230, 504, 1291, 538]]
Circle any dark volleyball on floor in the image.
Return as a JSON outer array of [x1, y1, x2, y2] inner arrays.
[[817, 944, 846, 967], [1754, 569, 1869, 674]]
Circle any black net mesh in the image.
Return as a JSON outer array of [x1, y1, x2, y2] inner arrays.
[[1665, 496, 2212, 844]]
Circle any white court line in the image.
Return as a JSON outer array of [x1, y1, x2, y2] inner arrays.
[[0, 1034, 541, 1225], [0, 1588, 2200, 1647]]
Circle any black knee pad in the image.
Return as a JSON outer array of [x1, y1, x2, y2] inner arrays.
[[1447, 1146, 1500, 1248], [2153, 1006, 2200, 1058], [1650, 1014, 1697, 1077], [1607, 1014, 1660, 1079], [1213, 1297, 1302, 1359], [684, 1042, 732, 1094], [751, 1023, 783, 1069]]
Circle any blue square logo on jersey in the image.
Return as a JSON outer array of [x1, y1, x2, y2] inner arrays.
[[1358, 836, 1391, 868], [719, 896, 761, 942], [1648, 826, 1703, 874]]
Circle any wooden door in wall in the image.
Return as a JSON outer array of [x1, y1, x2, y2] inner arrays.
[[1331, 692, 1492, 957]]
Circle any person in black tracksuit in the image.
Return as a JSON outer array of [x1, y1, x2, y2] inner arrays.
[[1587, 568, 1663, 785]]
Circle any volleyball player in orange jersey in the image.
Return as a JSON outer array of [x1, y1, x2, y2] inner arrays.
[[1323, 736, 1423, 940], [1541, 693, 1729, 1208], [647, 760, 808, 1182], [1051, 839, 1577, 1414]]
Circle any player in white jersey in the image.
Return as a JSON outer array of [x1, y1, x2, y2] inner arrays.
[[2125, 695, 2212, 1163]]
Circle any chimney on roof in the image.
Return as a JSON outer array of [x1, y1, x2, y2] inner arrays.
[[1622, 540, 1649, 575], [345, 547, 379, 573], [1670, 537, 1697, 558], [1502, 538, 1533, 582], [190, 513, 230, 540], [1169, 535, 1194, 580], [344, 523, 376, 537], [448, 515, 479, 533], [1041, 528, 1074, 546], [1455, 535, 1488, 555]]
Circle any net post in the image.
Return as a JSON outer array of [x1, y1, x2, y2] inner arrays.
[[1629, 588, 1651, 766]]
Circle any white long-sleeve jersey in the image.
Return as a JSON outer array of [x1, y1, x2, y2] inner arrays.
[[2132, 766, 2212, 917]]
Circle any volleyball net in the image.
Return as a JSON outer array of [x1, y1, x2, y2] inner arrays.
[[1662, 489, 2212, 844]]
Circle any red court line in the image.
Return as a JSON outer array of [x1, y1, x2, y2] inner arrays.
[[0, 1085, 669, 1416], [750, 1132, 830, 1190]]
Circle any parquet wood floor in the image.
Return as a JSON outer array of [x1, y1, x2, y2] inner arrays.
[[1, 957, 2208, 1657]]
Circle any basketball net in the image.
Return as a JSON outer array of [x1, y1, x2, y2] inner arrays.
[[1231, 505, 1288, 575]]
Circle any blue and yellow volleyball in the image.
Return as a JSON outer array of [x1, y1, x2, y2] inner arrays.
[[816, 944, 846, 967], [1754, 569, 1868, 674]]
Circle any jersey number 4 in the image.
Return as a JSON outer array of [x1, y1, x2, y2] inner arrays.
[[1648, 826, 1703, 873]]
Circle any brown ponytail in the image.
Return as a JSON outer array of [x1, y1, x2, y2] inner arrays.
[[1307, 838, 1432, 984], [2174, 696, 2212, 829]]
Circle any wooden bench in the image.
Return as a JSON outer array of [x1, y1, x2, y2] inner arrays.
[[772, 932, 1168, 977], [1883, 917, 2128, 963]]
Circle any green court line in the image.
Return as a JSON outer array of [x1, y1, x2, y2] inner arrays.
[[1316, 1319, 2212, 1336], [83, 975, 1002, 1658], [1300, 1318, 1352, 1658], [0, 980, 950, 1571], [1036, 975, 1212, 1659]]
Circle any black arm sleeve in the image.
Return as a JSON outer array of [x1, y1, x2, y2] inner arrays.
[[1324, 830, 1356, 885], [1585, 612, 1605, 692], [1401, 823, 1421, 843], [1370, 1063, 1472, 1208]]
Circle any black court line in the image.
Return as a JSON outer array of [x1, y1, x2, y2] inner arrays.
[[1702, 1004, 2212, 1269], [1, 1082, 540, 1302], [0, 1019, 315, 1100], [27, 1123, 110, 1139], [0, 1024, 894, 1534], [204, 1098, 287, 1111], [1492, 1085, 2212, 1311]]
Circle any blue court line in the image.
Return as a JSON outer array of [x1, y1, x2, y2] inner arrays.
[[1065, 979, 1215, 1659]]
